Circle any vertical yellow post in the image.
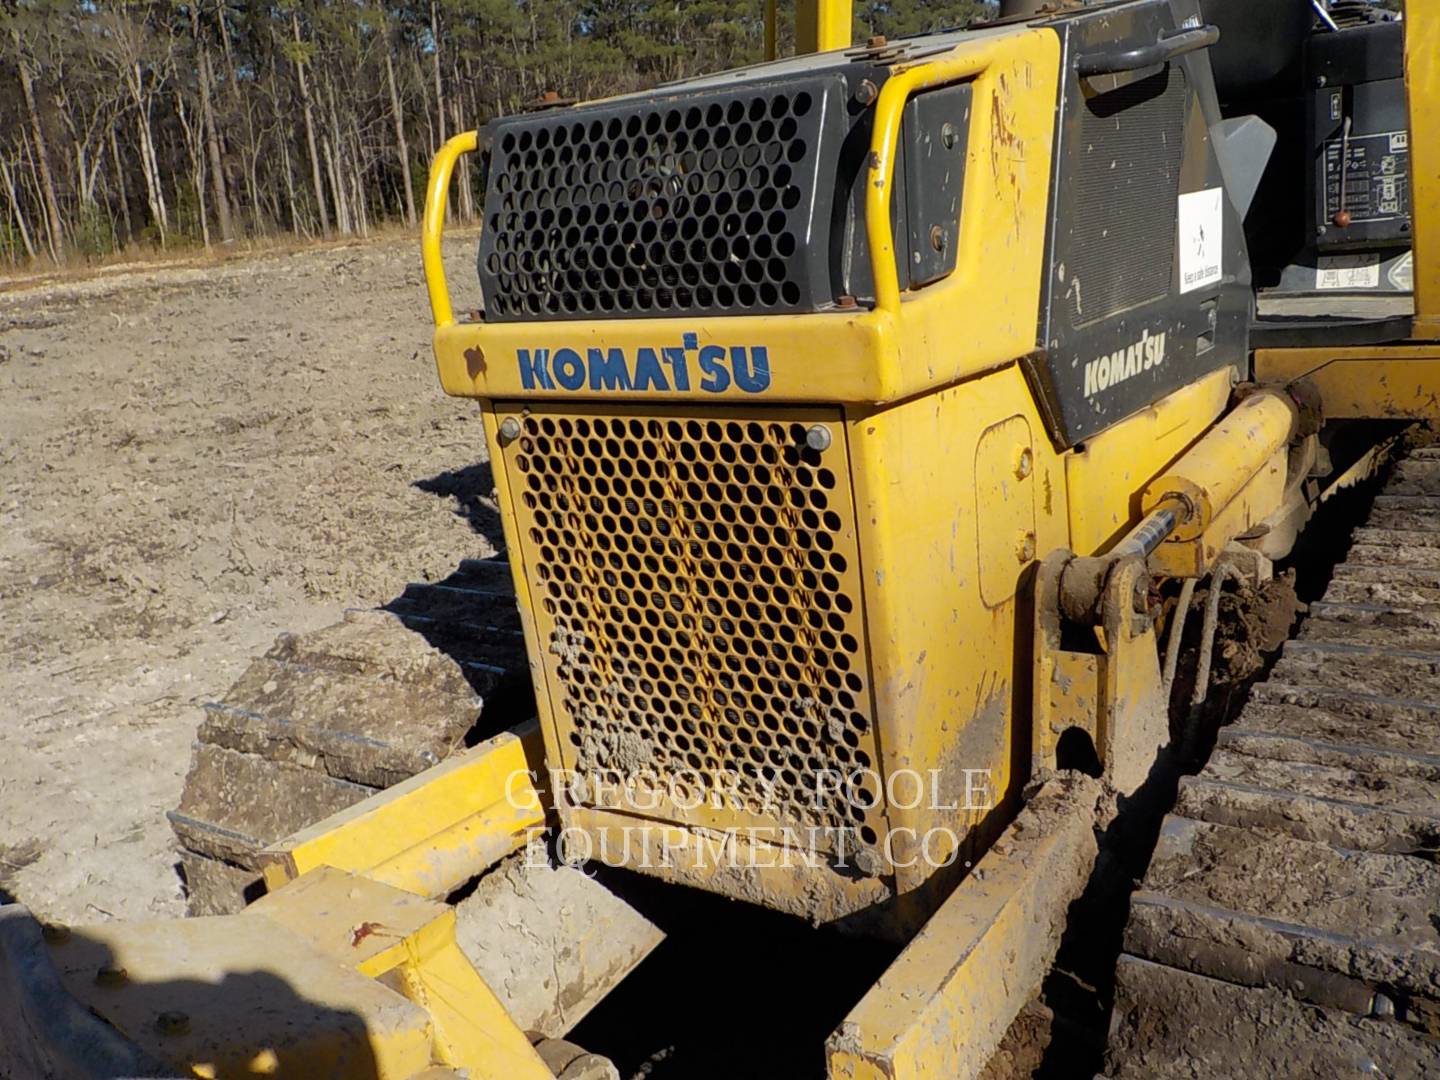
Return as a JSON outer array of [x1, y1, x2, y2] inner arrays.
[[1408, 0, 1440, 337], [796, 0, 853, 54], [765, 0, 779, 60]]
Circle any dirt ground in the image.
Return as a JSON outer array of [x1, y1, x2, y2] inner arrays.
[[0, 232, 502, 923]]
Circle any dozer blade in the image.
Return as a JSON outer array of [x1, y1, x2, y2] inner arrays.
[[170, 559, 531, 916], [0, 867, 553, 1080]]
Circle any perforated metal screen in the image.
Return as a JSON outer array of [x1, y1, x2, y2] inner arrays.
[[502, 404, 885, 856], [478, 75, 844, 322], [1068, 66, 1188, 326]]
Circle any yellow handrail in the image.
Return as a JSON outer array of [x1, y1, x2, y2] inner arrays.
[[796, 0, 852, 53], [864, 50, 996, 315], [422, 130, 479, 329]]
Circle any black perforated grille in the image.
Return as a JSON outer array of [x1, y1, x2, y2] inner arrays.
[[1068, 66, 1188, 327], [478, 76, 841, 322]]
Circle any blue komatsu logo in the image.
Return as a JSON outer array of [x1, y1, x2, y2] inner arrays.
[[516, 333, 771, 394]]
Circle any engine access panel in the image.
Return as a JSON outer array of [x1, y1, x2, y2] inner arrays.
[[1024, 0, 1250, 450]]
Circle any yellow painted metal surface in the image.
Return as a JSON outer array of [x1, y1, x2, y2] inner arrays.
[[973, 415, 1036, 607], [1407, 0, 1440, 335], [1254, 345, 1440, 419], [846, 365, 1068, 920], [1044, 650, 1101, 763], [260, 724, 547, 898], [415, 1, 1300, 949], [567, 806, 891, 926], [428, 27, 1060, 408], [1148, 448, 1287, 578], [50, 912, 437, 1079], [1093, 559, 1169, 793], [826, 779, 1100, 1080], [43, 866, 554, 1080], [763, 0, 853, 60], [1064, 368, 1233, 554], [1142, 391, 1296, 541], [252, 867, 552, 1080], [863, 32, 1055, 324], [1032, 553, 1098, 772], [434, 311, 893, 403], [484, 356, 1218, 931], [422, 130, 478, 330], [796, 0, 853, 53], [1032, 554, 1169, 794], [403, 11, 1396, 1066]]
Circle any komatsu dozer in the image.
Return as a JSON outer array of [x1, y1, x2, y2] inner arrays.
[[5, 1, 1440, 1077]]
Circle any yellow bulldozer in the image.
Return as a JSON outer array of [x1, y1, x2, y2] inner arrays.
[[3, 0, 1438, 1077]]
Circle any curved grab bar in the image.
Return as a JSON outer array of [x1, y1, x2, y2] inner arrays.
[[1075, 24, 1219, 78], [864, 50, 996, 316], [422, 130, 480, 329]]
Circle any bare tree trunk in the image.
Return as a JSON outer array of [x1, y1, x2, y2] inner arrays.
[[74, 134, 104, 209], [0, 156, 38, 262], [257, 63, 282, 233], [193, 7, 233, 242], [430, 0, 453, 224], [383, 43, 416, 226], [194, 158, 212, 247], [176, 96, 211, 247], [124, 60, 169, 243], [430, 0, 446, 145], [12, 45, 64, 261], [291, 10, 330, 234], [323, 135, 348, 235], [18, 135, 54, 258], [346, 109, 367, 237], [322, 80, 351, 235], [219, 1, 264, 232], [247, 139, 265, 230], [350, 165, 367, 237], [133, 101, 168, 242], [448, 73, 473, 221], [216, 0, 240, 99], [279, 135, 302, 237], [108, 124, 133, 244]]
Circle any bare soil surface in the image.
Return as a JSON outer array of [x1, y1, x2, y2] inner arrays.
[[0, 232, 502, 923]]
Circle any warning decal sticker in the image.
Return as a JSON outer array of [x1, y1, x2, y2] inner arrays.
[[1178, 187, 1223, 294]]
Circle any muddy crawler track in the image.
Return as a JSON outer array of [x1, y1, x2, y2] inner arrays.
[[169, 557, 532, 914], [1105, 447, 1440, 1077]]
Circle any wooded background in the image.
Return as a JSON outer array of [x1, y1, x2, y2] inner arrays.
[[0, 0, 989, 266]]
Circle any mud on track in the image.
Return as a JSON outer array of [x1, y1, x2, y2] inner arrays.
[[0, 233, 501, 922]]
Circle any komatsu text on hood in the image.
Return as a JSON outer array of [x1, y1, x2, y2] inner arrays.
[[517, 334, 771, 394]]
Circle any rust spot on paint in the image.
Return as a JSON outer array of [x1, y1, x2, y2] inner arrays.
[[464, 346, 486, 379], [350, 921, 383, 947]]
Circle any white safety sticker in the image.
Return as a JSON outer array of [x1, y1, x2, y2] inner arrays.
[[1316, 254, 1381, 290], [1178, 188, 1224, 294], [1388, 251, 1414, 292]]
